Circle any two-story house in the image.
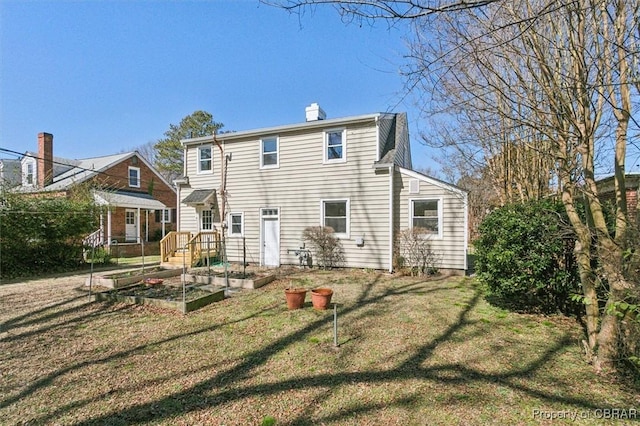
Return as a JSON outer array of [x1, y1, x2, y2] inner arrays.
[[168, 104, 468, 273], [15, 132, 177, 255]]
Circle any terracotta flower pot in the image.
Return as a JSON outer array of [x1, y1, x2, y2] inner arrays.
[[284, 288, 307, 310], [311, 287, 333, 310]]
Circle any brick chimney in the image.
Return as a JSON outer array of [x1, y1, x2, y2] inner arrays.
[[37, 132, 53, 188]]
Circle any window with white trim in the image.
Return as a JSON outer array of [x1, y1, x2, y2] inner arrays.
[[128, 167, 140, 188], [229, 212, 244, 237], [324, 129, 346, 163], [261, 136, 278, 168], [201, 210, 213, 230], [322, 199, 349, 237], [25, 163, 34, 185], [155, 209, 172, 223], [410, 199, 441, 236], [198, 146, 212, 173]]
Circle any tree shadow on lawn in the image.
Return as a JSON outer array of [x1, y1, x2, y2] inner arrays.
[[0, 299, 282, 412], [3, 273, 624, 425], [0, 293, 108, 343], [60, 276, 611, 425]]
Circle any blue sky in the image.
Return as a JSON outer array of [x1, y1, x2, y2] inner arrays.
[[1, 0, 434, 170]]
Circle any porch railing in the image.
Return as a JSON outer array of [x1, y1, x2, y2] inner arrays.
[[160, 231, 192, 263], [83, 228, 104, 248], [160, 231, 221, 266]]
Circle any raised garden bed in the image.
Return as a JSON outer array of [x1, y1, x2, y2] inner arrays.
[[93, 283, 224, 313], [86, 267, 182, 289], [182, 271, 276, 289]]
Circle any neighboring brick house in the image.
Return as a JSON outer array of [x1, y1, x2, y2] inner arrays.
[[14, 132, 176, 255], [596, 173, 640, 225]]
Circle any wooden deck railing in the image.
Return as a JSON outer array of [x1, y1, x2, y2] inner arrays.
[[187, 231, 221, 266], [160, 231, 192, 262], [160, 231, 221, 266]]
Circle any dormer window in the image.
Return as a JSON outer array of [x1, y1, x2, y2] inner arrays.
[[128, 166, 140, 188], [26, 163, 34, 185]]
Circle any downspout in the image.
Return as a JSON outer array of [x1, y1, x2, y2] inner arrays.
[[463, 190, 469, 272], [213, 132, 229, 294], [175, 184, 181, 233], [389, 164, 394, 273]]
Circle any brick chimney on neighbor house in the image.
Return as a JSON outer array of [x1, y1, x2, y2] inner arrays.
[[37, 132, 54, 188]]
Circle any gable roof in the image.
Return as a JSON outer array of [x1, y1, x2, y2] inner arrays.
[[16, 151, 175, 194], [376, 112, 412, 169], [398, 167, 468, 197], [181, 112, 390, 145], [181, 110, 413, 169]]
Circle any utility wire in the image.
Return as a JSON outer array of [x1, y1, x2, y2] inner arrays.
[[0, 147, 175, 194]]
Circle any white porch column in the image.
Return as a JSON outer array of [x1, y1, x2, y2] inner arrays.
[[136, 207, 141, 243], [107, 209, 112, 244]]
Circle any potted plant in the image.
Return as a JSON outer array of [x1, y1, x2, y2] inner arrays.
[[284, 287, 307, 310], [311, 287, 333, 310]]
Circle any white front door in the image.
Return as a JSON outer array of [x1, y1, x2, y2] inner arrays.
[[125, 209, 137, 242], [261, 210, 280, 267]]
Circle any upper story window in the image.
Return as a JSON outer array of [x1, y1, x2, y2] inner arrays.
[[410, 198, 442, 238], [324, 129, 346, 164], [322, 199, 349, 238], [198, 146, 213, 173], [25, 163, 34, 185], [261, 136, 279, 169], [228, 212, 244, 237], [128, 167, 140, 188]]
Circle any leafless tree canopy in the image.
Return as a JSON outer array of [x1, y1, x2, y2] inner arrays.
[[261, 0, 500, 22]]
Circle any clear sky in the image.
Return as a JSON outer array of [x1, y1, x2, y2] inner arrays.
[[1, 0, 434, 170]]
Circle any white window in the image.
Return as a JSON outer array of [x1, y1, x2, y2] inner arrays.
[[201, 210, 213, 230], [261, 136, 279, 169], [128, 167, 140, 188], [321, 199, 349, 237], [228, 212, 244, 237], [324, 129, 346, 163], [162, 209, 171, 223], [198, 146, 213, 173], [155, 209, 172, 223], [25, 163, 34, 185], [125, 210, 136, 225], [410, 198, 442, 238]]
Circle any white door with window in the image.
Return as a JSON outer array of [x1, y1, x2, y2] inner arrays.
[[261, 209, 280, 267], [125, 209, 137, 242]]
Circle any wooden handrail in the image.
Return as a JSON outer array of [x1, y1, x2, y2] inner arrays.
[[186, 231, 221, 266], [161, 230, 220, 266], [160, 231, 192, 262]]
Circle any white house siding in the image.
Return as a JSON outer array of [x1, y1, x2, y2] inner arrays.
[[395, 168, 467, 271], [182, 121, 393, 270]]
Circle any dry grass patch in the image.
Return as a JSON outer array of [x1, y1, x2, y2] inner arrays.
[[1, 269, 638, 425]]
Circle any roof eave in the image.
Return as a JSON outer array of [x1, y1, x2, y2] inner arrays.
[[181, 113, 384, 146]]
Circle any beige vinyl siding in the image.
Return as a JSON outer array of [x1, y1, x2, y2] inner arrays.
[[396, 168, 467, 271], [182, 120, 392, 269]]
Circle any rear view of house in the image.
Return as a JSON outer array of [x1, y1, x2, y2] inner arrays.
[[167, 104, 467, 272]]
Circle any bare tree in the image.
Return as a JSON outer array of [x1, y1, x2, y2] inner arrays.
[[410, 0, 639, 372], [262, 0, 500, 21]]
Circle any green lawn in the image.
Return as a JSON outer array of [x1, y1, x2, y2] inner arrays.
[[0, 269, 637, 425]]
